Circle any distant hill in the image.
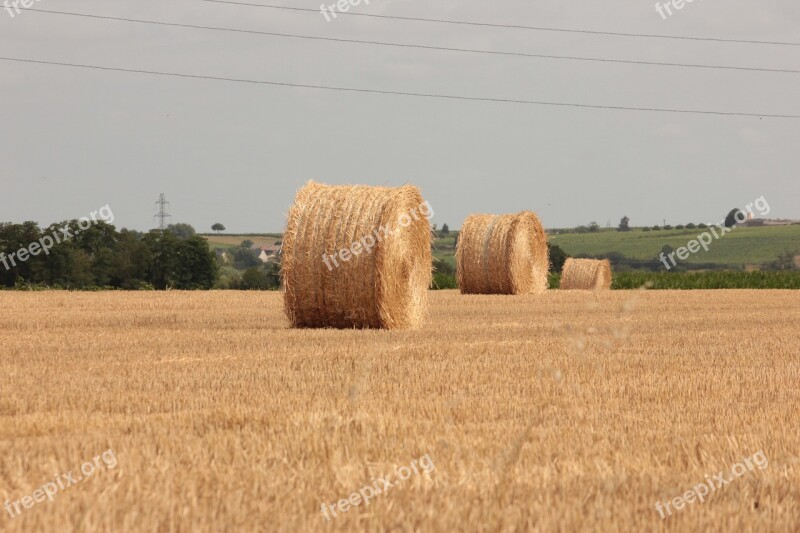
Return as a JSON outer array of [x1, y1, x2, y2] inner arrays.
[[201, 225, 800, 271], [200, 234, 282, 249], [548, 225, 800, 268]]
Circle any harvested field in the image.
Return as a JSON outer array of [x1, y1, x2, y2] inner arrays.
[[1, 290, 799, 531]]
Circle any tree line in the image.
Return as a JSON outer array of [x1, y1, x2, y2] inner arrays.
[[0, 221, 217, 290]]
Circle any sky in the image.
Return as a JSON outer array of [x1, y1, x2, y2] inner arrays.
[[1, 0, 799, 232]]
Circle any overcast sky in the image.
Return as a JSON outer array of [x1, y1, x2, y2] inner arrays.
[[1, 0, 798, 232]]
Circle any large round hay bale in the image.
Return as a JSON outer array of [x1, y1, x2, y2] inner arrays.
[[282, 182, 432, 329], [455, 211, 549, 295], [559, 258, 612, 290]]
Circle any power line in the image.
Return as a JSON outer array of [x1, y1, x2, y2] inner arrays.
[[154, 193, 172, 230], [201, 0, 800, 47], [18, 8, 800, 76], [2, 55, 798, 119]]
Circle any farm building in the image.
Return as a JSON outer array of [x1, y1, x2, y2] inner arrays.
[[745, 218, 800, 227], [255, 244, 282, 263]]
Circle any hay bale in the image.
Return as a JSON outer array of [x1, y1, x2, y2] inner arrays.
[[455, 211, 549, 295], [282, 181, 432, 329], [559, 258, 612, 290]]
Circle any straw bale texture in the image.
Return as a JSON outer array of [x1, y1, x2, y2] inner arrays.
[[456, 211, 549, 295], [559, 258, 613, 290], [282, 181, 432, 329]]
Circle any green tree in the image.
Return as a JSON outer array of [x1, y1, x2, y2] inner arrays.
[[547, 243, 569, 273], [143, 230, 182, 289], [214, 266, 243, 289], [73, 221, 118, 286], [1, 221, 218, 291], [233, 248, 261, 270], [173, 236, 218, 289], [110, 229, 152, 289], [237, 263, 280, 290], [264, 261, 281, 289], [240, 239, 254, 249], [167, 223, 196, 240], [35, 222, 78, 288], [588, 221, 600, 233], [441, 223, 450, 236], [64, 249, 96, 288], [725, 208, 745, 228], [0, 221, 42, 287], [617, 216, 630, 232], [211, 223, 226, 234], [240, 267, 270, 289]]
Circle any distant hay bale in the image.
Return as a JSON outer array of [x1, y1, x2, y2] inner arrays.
[[456, 211, 549, 295], [282, 181, 432, 330], [559, 258, 612, 290]]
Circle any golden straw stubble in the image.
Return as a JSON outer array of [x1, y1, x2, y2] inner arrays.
[[559, 258, 613, 290], [282, 181, 432, 329], [456, 211, 549, 295]]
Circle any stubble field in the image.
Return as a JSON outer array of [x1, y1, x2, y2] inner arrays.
[[1, 290, 799, 532]]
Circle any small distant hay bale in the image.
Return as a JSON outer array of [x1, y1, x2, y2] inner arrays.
[[282, 181, 432, 330], [559, 258, 612, 290], [456, 211, 549, 295]]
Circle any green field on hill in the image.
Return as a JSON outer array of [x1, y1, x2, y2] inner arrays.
[[201, 234, 282, 249], [205, 224, 799, 272], [551, 271, 800, 290], [548, 225, 800, 268]]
